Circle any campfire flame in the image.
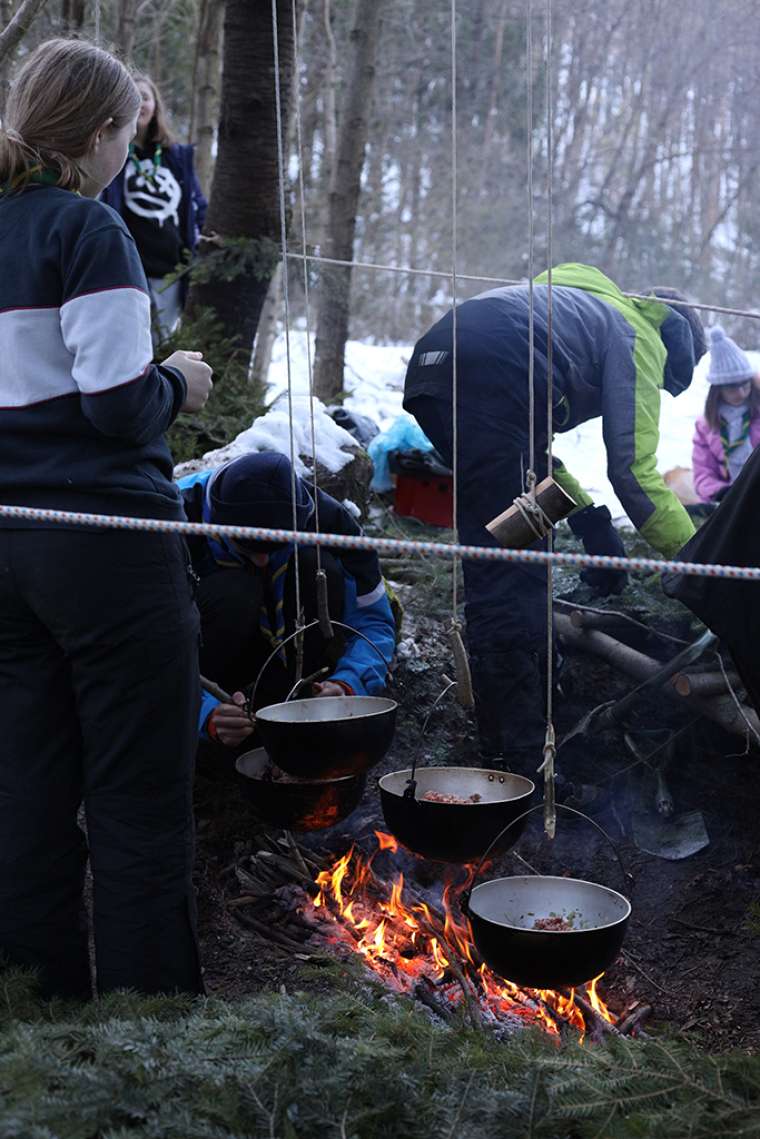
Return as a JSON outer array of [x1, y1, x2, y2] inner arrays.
[[311, 831, 616, 1040]]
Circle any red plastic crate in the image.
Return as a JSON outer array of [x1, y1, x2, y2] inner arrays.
[[394, 471, 453, 528]]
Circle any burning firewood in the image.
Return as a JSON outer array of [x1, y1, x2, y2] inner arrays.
[[227, 829, 629, 1042]]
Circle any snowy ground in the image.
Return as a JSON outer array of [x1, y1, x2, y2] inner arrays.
[[266, 331, 760, 523]]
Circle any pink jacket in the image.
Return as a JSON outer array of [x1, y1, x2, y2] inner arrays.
[[692, 413, 760, 502]]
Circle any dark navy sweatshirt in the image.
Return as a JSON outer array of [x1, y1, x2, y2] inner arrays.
[[0, 184, 187, 521]]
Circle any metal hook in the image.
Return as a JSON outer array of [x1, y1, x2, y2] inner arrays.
[[403, 677, 458, 800], [245, 618, 393, 718], [460, 803, 632, 916]]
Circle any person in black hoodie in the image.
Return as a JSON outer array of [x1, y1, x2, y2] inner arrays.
[[100, 73, 207, 338], [0, 39, 213, 999]]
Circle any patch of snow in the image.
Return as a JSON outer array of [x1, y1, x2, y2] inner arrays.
[[178, 393, 358, 479], [342, 499, 361, 519], [267, 330, 406, 432], [260, 330, 760, 528]]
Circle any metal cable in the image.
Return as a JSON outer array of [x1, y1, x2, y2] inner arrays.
[[282, 250, 760, 323], [542, 0, 556, 837], [450, 0, 459, 620], [290, 0, 322, 581], [271, 0, 303, 663], [526, 0, 536, 490]]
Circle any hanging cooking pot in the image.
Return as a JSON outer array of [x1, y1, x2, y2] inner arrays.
[[235, 747, 366, 832], [379, 766, 534, 862], [378, 678, 534, 861], [250, 619, 397, 780], [462, 804, 632, 989]]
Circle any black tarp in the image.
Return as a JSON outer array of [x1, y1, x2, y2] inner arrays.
[[662, 446, 760, 716]]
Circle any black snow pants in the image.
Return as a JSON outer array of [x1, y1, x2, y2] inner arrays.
[[405, 386, 550, 767], [0, 529, 203, 999]]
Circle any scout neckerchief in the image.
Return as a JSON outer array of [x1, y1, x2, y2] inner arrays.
[[258, 547, 294, 666], [201, 480, 244, 567], [128, 141, 163, 187], [0, 166, 75, 196], [719, 406, 751, 471], [201, 474, 294, 664]]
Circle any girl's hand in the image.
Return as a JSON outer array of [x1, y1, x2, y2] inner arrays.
[[163, 350, 214, 413]]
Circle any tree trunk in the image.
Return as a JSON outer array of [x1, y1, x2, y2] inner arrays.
[[0, 0, 14, 119], [312, 0, 384, 403], [115, 0, 138, 62], [250, 261, 282, 389], [0, 0, 48, 70], [314, 0, 337, 247], [187, 0, 296, 376], [61, 0, 85, 33], [190, 0, 224, 198]]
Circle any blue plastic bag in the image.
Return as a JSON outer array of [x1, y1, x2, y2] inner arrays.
[[368, 413, 435, 492]]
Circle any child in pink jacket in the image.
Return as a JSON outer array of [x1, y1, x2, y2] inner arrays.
[[692, 326, 760, 503]]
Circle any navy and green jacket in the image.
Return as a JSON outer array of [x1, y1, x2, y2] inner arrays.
[[0, 184, 187, 521], [404, 263, 697, 558], [179, 468, 396, 733]]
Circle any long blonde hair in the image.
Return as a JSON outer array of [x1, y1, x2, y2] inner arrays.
[[0, 38, 140, 193]]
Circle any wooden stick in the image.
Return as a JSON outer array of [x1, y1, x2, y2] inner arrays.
[[200, 674, 233, 704], [255, 849, 313, 885], [670, 671, 740, 698], [555, 613, 760, 740], [569, 609, 642, 633], [233, 909, 313, 954], [414, 979, 456, 1024], [286, 830, 312, 880], [617, 1004, 652, 1036], [559, 989, 622, 1038], [487, 476, 577, 549]]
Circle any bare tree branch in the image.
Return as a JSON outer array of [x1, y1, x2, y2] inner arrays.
[[0, 0, 49, 69]]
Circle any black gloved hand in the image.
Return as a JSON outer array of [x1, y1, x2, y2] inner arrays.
[[567, 504, 628, 596]]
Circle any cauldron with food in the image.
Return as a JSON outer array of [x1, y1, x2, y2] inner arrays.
[[379, 766, 534, 862], [235, 747, 366, 831]]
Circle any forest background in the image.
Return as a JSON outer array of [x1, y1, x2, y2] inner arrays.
[[3, 0, 760, 465]]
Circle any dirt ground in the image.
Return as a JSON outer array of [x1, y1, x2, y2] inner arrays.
[[193, 516, 760, 1052]]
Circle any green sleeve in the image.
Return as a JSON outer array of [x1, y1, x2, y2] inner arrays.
[[552, 459, 594, 511], [601, 326, 695, 558]]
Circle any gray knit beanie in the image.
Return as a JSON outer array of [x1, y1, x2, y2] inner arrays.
[[706, 326, 755, 386]]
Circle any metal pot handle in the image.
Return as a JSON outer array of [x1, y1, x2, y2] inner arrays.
[[403, 677, 457, 800], [245, 618, 393, 716], [461, 802, 631, 914]]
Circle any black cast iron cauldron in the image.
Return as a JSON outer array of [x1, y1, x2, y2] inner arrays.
[[235, 747, 367, 832], [378, 767, 535, 862], [255, 695, 398, 780], [466, 874, 631, 989], [463, 804, 632, 989]]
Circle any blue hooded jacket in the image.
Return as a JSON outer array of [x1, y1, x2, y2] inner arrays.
[[178, 453, 396, 736]]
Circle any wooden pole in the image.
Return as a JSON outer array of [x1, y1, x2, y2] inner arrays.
[[555, 613, 760, 741]]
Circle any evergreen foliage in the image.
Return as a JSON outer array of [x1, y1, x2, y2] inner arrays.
[[1, 966, 760, 1138], [161, 306, 265, 466]]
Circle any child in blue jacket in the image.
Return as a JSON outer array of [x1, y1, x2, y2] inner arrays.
[[178, 452, 397, 748]]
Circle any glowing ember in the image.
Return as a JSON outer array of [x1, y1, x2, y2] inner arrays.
[[309, 832, 616, 1041]]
